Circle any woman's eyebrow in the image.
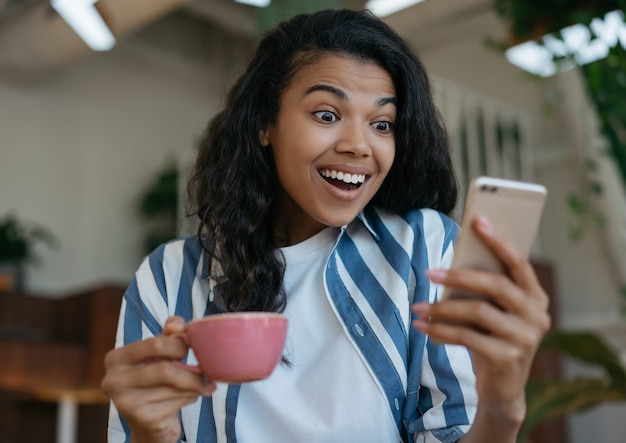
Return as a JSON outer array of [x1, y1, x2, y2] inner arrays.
[[305, 84, 397, 107], [305, 83, 347, 100], [377, 96, 397, 107]]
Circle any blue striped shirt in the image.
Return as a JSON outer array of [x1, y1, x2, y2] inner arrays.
[[108, 206, 477, 443]]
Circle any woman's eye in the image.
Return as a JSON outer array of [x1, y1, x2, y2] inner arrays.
[[372, 121, 393, 133], [314, 111, 337, 123]]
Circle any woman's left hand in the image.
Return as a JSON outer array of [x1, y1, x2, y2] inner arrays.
[[412, 215, 551, 427]]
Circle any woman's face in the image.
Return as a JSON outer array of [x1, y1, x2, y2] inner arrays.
[[263, 54, 396, 246]]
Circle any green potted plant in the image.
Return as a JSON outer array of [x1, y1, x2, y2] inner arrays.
[[0, 214, 57, 293], [520, 331, 626, 442], [139, 160, 179, 254]]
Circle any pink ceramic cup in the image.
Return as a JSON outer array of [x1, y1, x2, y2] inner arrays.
[[182, 312, 287, 383]]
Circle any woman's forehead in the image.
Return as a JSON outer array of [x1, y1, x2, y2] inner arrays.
[[287, 54, 394, 94]]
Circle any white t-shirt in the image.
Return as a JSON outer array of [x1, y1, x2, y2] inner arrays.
[[235, 227, 401, 443]]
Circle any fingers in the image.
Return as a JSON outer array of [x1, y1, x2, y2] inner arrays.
[[108, 388, 200, 442], [102, 318, 211, 400], [112, 384, 203, 415], [413, 213, 552, 347], [412, 300, 544, 350], [103, 315, 213, 397], [413, 315, 531, 370], [471, 216, 546, 305], [163, 316, 187, 335], [471, 215, 551, 330], [427, 268, 527, 316], [413, 214, 552, 424], [428, 215, 550, 319], [105, 335, 188, 368], [104, 316, 192, 369], [101, 342, 216, 437], [101, 316, 217, 441], [104, 356, 212, 394]]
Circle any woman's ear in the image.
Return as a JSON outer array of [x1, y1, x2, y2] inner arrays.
[[259, 128, 270, 147]]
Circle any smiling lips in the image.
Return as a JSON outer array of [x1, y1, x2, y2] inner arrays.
[[319, 169, 366, 191]]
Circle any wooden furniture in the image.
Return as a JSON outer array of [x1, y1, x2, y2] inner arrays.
[[528, 260, 570, 443], [31, 386, 110, 443], [0, 283, 125, 443]]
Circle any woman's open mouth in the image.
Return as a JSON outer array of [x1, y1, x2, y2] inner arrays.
[[318, 169, 366, 191]]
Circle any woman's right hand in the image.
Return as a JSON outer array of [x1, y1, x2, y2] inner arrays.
[[101, 316, 216, 443]]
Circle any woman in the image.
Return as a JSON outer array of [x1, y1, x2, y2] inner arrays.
[[102, 9, 550, 443]]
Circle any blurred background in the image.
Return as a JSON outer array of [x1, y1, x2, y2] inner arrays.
[[1, 0, 625, 442]]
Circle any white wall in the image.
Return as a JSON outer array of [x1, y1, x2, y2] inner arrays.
[[533, 69, 625, 328], [0, 14, 250, 295]]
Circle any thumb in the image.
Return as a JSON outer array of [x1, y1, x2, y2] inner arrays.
[[163, 315, 187, 336]]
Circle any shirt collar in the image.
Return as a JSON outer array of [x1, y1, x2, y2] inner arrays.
[[356, 208, 381, 241], [199, 209, 382, 281]]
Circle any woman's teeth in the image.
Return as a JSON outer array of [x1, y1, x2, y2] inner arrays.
[[319, 169, 366, 185]]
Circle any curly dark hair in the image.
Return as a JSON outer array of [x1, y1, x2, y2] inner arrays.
[[187, 9, 458, 313]]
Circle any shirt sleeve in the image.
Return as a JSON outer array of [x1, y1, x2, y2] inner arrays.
[[106, 246, 172, 442], [106, 270, 164, 442], [408, 211, 478, 442], [106, 287, 191, 443], [409, 337, 477, 442]]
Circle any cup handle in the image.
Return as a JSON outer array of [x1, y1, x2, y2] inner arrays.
[[171, 332, 202, 374]]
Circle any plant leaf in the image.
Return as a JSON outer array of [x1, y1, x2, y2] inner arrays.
[[539, 331, 626, 384], [519, 378, 626, 443]]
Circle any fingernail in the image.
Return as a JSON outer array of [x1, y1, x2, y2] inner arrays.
[[412, 302, 429, 315], [201, 382, 216, 396], [475, 215, 493, 233], [425, 269, 447, 281], [412, 319, 430, 332]]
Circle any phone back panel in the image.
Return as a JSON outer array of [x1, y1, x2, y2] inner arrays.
[[442, 177, 547, 299]]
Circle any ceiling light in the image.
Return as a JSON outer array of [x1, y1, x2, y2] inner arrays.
[[51, 0, 116, 51], [505, 9, 625, 77], [365, 0, 426, 17], [235, 0, 272, 7]]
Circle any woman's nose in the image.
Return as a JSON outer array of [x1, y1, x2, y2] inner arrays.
[[335, 122, 371, 157]]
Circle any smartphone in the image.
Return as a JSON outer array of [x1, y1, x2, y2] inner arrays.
[[440, 176, 548, 300]]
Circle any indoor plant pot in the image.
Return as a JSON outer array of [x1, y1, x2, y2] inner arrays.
[[0, 214, 56, 293]]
